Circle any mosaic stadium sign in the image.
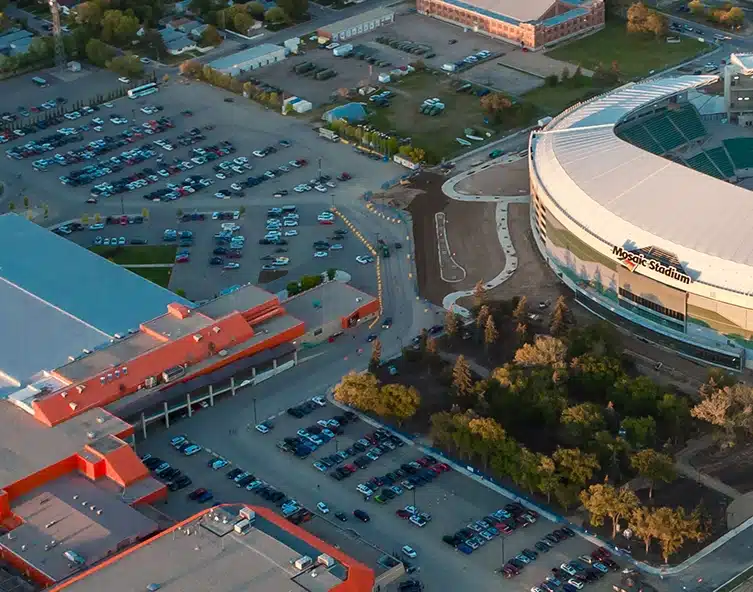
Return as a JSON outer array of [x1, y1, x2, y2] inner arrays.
[[612, 246, 692, 285]]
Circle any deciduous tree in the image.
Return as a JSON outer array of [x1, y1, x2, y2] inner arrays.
[[476, 305, 490, 334], [629, 506, 660, 553], [621, 416, 657, 449], [553, 447, 600, 487], [561, 403, 605, 444], [473, 280, 487, 307], [264, 6, 287, 23], [200, 24, 223, 46], [376, 384, 420, 425], [513, 295, 528, 324], [514, 335, 567, 368], [334, 371, 380, 409], [369, 338, 382, 371], [630, 449, 676, 498], [580, 483, 639, 537]]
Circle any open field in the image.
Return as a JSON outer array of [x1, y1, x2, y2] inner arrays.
[[369, 71, 531, 162], [547, 21, 710, 78], [90, 245, 178, 265], [129, 265, 173, 287], [522, 79, 604, 115]]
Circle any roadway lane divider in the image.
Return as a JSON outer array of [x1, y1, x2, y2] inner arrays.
[[329, 207, 383, 327]]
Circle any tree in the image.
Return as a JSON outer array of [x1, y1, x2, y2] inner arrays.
[[200, 24, 223, 46], [333, 371, 380, 409], [23, 195, 29, 209], [515, 322, 528, 344], [85, 38, 116, 67], [644, 10, 668, 36], [727, 6, 744, 25], [476, 305, 490, 335], [480, 93, 512, 117], [553, 447, 600, 487], [276, 0, 308, 20], [8, 201, 15, 212], [248, 0, 265, 18], [101, 10, 140, 46], [264, 6, 287, 23], [652, 507, 705, 563], [452, 355, 473, 397], [180, 59, 203, 78], [369, 338, 382, 371], [549, 296, 572, 337], [580, 483, 639, 537], [75, 1, 103, 27], [537, 454, 559, 503], [468, 416, 508, 469], [561, 403, 605, 444], [444, 309, 459, 337], [141, 207, 149, 219], [513, 295, 528, 324], [326, 268, 336, 281], [484, 315, 498, 349], [688, 0, 704, 16], [107, 54, 144, 78], [376, 384, 420, 425], [629, 506, 660, 554], [621, 416, 657, 449], [143, 28, 168, 59], [233, 11, 254, 33], [473, 280, 487, 307], [657, 393, 691, 445], [514, 335, 567, 368], [630, 450, 676, 498]]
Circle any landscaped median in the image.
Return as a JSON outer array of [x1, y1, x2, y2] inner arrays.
[[90, 245, 177, 288]]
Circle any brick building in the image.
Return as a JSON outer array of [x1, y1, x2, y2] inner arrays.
[[416, 0, 604, 50]]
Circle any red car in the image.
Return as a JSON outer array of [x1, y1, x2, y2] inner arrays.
[[343, 464, 357, 473], [175, 255, 190, 263], [396, 509, 411, 519], [416, 458, 431, 467], [592, 546, 611, 559], [430, 465, 443, 475], [436, 463, 451, 472], [499, 523, 513, 534]]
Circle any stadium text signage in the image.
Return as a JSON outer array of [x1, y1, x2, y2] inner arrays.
[[612, 246, 692, 285]]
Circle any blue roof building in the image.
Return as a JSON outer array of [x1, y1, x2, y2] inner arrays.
[[323, 103, 368, 124]]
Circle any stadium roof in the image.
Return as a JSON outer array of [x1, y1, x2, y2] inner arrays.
[[0, 215, 191, 392], [530, 75, 753, 296]]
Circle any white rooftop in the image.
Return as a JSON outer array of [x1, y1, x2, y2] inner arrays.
[[531, 75, 753, 296], [731, 52, 753, 74]]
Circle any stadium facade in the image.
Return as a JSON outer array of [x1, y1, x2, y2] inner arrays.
[[529, 75, 753, 371]]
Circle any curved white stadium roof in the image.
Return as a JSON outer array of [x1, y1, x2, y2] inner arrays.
[[532, 75, 753, 297]]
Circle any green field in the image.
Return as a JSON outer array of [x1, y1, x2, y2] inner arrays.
[[127, 266, 173, 288], [547, 21, 710, 79], [90, 245, 177, 265], [522, 78, 603, 115]]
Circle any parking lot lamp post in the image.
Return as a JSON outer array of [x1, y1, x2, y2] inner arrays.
[[318, 157, 322, 181], [412, 487, 416, 508], [335, 437, 339, 452], [120, 194, 125, 215], [501, 536, 505, 565], [252, 397, 258, 425]]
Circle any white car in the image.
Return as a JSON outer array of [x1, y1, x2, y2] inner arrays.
[[317, 502, 330, 514], [274, 257, 290, 266], [103, 102, 114, 108], [231, 183, 243, 191], [409, 515, 427, 528], [357, 484, 373, 496], [356, 255, 374, 264], [284, 230, 298, 237], [283, 220, 298, 227], [289, 160, 302, 168], [211, 459, 229, 470], [221, 223, 241, 231], [252, 150, 266, 158], [401, 545, 417, 559], [567, 579, 584, 590], [330, 243, 343, 250], [314, 184, 327, 193], [118, 77, 130, 84], [312, 396, 326, 407], [560, 564, 577, 576], [293, 186, 306, 193], [314, 251, 329, 258], [255, 423, 270, 434], [140, 57, 151, 64]]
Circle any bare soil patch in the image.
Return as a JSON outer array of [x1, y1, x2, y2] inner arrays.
[[455, 158, 530, 196], [401, 172, 506, 305], [258, 269, 288, 284], [693, 442, 753, 494]]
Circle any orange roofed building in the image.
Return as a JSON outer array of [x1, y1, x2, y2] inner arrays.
[[0, 215, 379, 589], [50, 505, 375, 592]]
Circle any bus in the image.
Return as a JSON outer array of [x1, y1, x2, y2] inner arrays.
[[31, 76, 48, 87], [127, 82, 158, 99]]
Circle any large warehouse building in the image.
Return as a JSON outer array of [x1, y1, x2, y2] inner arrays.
[[0, 214, 378, 587], [529, 74, 753, 371], [417, 0, 604, 50]]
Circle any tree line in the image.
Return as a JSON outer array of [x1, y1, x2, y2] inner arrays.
[[179, 60, 283, 108]]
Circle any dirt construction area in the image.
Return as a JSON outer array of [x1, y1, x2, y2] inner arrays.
[[376, 173, 505, 305], [455, 157, 530, 196], [693, 442, 753, 494]]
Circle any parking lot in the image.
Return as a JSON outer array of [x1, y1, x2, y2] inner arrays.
[[0, 76, 403, 224], [63, 203, 379, 300], [139, 393, 621, 592]]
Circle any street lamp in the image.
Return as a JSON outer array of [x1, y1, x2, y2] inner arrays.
[[252, 397, 257, 425]]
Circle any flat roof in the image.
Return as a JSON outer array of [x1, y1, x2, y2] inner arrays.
[[0, 404, 130, 490], [196, 283, 277, 319], [0, 215, 191, 390], [208, 44, 286, 70], [317, 7, 395, 34], [530, 75, 753, 295], [282, 282, 376, 328], [52, 506, 373, 592], [1, 475, 158, 582]]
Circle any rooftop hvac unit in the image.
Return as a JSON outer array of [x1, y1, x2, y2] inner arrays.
[[193, 334, 202, 342], [69, 403, 78, 411], [76, 385, 86, 393], [317, 554, 334, 567], [145, 376, 158, 388], [213, 326, 221, 333], [233, 519, 251, 535], [294, 556, 313, 571], [162, 366, 186, 383], [239, 507, 256, 522], [218, 350, 228, 357]]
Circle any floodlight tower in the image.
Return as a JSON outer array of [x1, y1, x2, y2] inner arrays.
[[48, 0, 66, 70]]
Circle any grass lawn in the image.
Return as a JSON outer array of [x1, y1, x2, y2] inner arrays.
[[90, 245, 177, 265], [127, 266, 173, 288], [522, 77, 605, 114], [547, 20, 710, 79], [368, 70, 531, 162]]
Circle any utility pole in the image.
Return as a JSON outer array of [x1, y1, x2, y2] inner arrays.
[[48, 0, 66, 70], [317, 157, 322, 182]]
